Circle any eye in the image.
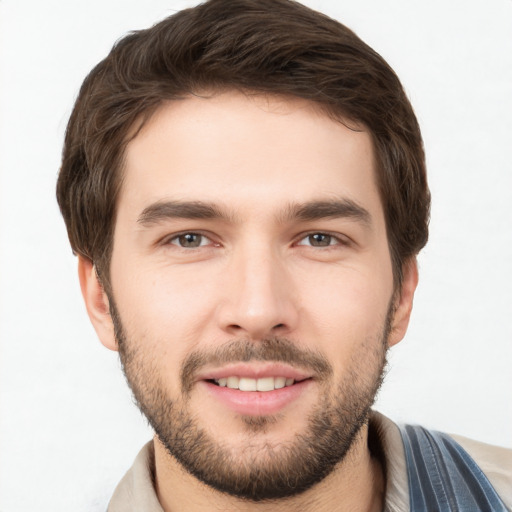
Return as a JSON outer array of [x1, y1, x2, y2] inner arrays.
[[169, 232, 211, 248], [297, 233, 342, 247]]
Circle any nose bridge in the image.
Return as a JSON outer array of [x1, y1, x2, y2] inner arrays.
[[218, 234, 297, 338]]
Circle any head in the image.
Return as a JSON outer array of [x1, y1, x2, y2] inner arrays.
[[57, 0, 429, 291], [57, 0, 430, 503]]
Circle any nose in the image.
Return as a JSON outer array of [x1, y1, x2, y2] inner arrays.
[[216, 242, 299, 340]]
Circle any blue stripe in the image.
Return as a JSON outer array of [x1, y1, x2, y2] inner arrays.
[[399, 425, 508, 512]]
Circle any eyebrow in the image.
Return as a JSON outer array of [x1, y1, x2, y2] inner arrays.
[[138, 201, 233, 225], [137, 198, 371, 227], [282, 199, 371, 225]]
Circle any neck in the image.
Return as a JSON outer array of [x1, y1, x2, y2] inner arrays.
[[153, 423, 385, 512]]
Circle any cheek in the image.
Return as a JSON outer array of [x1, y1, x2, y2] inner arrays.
[[301, 260, 392, 318], [111, 261, 220, 352], [113, 274, 212, 398], [296, 264, 393, 357]]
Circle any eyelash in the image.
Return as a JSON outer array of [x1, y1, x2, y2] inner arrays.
[[163, 231, 349, 250], [165, 232, 216, 249], [296, 232, 349, 248]]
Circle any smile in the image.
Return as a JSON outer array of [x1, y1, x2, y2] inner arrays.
[[213, 376, 296, 391], [203, 377, 312, 416]]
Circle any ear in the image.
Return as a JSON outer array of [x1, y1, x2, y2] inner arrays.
[[78, 256, 118, 351], [388, 258, 419, 348]]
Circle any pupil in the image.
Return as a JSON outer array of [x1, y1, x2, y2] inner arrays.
[[310, 234, 330, 246]]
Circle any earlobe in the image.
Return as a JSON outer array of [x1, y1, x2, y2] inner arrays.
[[388, 258, 419, 348], [77, 256, 118, 351]]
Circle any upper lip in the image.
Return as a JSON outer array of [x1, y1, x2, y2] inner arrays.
[[196, 362, 312, 382]]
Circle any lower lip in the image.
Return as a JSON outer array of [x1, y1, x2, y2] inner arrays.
[[200, 379, 312, 416]]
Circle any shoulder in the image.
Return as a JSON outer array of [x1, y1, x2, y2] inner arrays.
[[399, 422, 512, 510], [372, 411, 512, 511], [449, 433, 512, 509]]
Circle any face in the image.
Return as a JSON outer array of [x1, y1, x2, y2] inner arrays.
[[82, 92, 416, 500]]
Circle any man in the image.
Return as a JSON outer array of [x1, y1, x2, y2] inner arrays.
[[56, 0, 511, 510]]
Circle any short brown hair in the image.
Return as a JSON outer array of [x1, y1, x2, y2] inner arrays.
[[57, 0, 430, 287]]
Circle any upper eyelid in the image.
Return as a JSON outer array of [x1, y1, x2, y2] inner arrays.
[[161, 230, 215, 246], [295, 231, 351, 245], [157, 229, 351, 247]]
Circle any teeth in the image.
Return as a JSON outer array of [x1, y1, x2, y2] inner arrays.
[[214, 376, 296, 392], [226, 376, 239, 389], [274, 377, 286, 389], [239, 377, 257, 391], [256, 377, 274, 392]]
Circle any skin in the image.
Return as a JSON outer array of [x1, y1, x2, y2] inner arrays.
[[79, 91, 418, 511]]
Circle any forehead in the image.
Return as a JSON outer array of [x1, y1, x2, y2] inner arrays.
[[120, 91, 382, 224]]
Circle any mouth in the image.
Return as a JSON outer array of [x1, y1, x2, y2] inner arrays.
[[209, 376, 301, 391], [197, 363, 314, 416]]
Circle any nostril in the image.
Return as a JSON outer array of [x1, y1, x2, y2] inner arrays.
[[273, 323, 285, 329]]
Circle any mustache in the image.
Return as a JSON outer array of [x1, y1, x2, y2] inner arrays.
[[180, 337, 333, 394]]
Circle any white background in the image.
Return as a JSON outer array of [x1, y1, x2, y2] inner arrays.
[[0, 1, 511, 510]]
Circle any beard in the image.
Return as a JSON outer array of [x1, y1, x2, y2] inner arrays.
[[111, 301, 390, 502]]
